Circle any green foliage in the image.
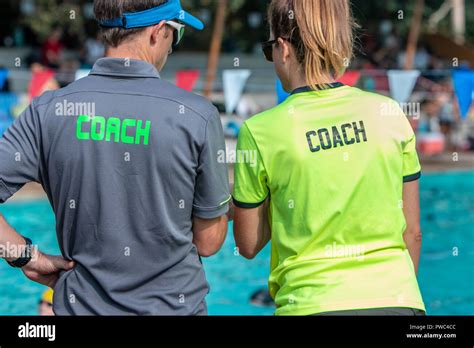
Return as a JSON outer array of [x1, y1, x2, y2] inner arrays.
[[23, 0, 85, 41], [21, 0, 473, 50], [351, 0, 473, 43]]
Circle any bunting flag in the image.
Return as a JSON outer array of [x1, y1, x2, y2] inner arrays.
[[387, 70, 420, 104], [452, 69, 474, 120], [75, 69, 91, 81], [276, 79, 290, 104], [338, 70, 361, 87], [28, 70, 55, 100], [176, 70, 200, 92], [223, 69, 251, 114], [0, 68, 9, 90]]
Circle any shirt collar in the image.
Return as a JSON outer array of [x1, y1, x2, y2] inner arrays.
[[291, 82, 345, 95], [90, 58, 161, 79]]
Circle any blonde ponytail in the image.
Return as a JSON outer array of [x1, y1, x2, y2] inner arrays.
[[269, 0, 356, 90]]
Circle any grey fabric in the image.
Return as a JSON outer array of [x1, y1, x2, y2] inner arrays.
[[0, 58, 230, 315], [315, 307, 426, 316]]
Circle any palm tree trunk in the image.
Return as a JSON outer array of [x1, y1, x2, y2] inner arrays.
[[404, 0, 425, 70], [203, 0, 228, 98]]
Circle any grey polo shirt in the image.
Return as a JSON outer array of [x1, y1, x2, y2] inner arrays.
[[0, 58, 231, 315]]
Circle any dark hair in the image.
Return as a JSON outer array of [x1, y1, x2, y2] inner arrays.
[[94, 0, 167, 48]]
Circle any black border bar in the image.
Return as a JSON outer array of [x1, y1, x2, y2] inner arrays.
[[0, 316, 472, 346]]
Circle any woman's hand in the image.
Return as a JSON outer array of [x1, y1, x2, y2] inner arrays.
[[21, 247, 75, 288]]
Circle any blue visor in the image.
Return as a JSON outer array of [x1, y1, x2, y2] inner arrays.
[[99, 0, 204, 30]]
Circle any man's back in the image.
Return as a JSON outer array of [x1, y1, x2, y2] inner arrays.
[[0, 58, 230, 315]]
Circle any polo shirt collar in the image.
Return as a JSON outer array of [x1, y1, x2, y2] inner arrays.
[[90, 58, 161, 79], [291, 82, 345, 95]]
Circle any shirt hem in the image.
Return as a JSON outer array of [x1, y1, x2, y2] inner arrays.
[[0, 179, 13, 204], [275, 300, 426, 316]]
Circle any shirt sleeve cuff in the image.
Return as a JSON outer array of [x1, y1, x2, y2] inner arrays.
[[193, 196, 231, 219], [232, 197, 267, 209], [403, 171, 422, 183]]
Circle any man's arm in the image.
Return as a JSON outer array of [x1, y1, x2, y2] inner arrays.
[[193, 216, 228, 257], [0, 213, 75, 288], [233, 199, 271, 259], [0, 213, 29, 262], [0, 102, 74, 287], [191, 108, 231, 257], [402, 180, 422, 275]]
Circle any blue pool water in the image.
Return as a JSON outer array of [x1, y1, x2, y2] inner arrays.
[[0, 171, 473, 315]]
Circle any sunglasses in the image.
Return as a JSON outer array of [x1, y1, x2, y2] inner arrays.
[[166, 21, 185, 47], [261, 37, 293, 62]]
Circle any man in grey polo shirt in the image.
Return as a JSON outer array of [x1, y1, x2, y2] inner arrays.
[[0, 0, 230, 315]]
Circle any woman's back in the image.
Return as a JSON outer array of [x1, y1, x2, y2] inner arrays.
[[233, 83, 425, 315]]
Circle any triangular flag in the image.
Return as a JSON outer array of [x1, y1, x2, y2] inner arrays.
[[75, 69, 91, 81], [276, 79, 290, 104], [452, 69, 474, 120], [28, 70, 55, 100], [387, 70, 420, 104], [0, 69, 9, 90], [223, 70, 251, 114], [338, 71, 361, 87], [176, 70, 200, 92]]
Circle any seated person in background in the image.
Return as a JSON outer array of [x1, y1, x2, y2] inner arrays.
[[41, 27, 64, 69]]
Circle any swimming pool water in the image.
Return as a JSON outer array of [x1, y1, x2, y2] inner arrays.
[[0, 171, 473, 315]]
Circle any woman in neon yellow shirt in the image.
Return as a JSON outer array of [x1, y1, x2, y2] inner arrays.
[[232, 0, 425, 316]]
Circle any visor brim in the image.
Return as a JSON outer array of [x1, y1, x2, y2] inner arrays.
[[179, 11, 204, 30]]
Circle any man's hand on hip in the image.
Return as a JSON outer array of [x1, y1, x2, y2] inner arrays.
[[22, 247, 75, 288]]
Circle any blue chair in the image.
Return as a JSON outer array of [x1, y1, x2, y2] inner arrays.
[[276, 79, 290, 105], [0, 68, 8, 91], [0, 93, 18, 137], [0, 93, 18, 120], [0, 119, 13, 138]]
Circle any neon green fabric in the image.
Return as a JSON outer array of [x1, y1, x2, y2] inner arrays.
[[233, 85, 425, 315]]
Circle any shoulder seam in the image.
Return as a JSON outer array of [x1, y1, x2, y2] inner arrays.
[[35, 89, 214, 122]]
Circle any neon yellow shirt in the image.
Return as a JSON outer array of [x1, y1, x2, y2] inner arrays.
[[233, 84, 425, 315]]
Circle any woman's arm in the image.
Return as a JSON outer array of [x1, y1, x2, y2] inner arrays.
[[402, 180, 422, 275], [233, 199, 271, 259]]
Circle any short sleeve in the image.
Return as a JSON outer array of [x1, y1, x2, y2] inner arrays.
[[233, 123, 269, 208], [402, 117, 421, 183], [0, 102, 41, 203], [193, 111, 231, 219]]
